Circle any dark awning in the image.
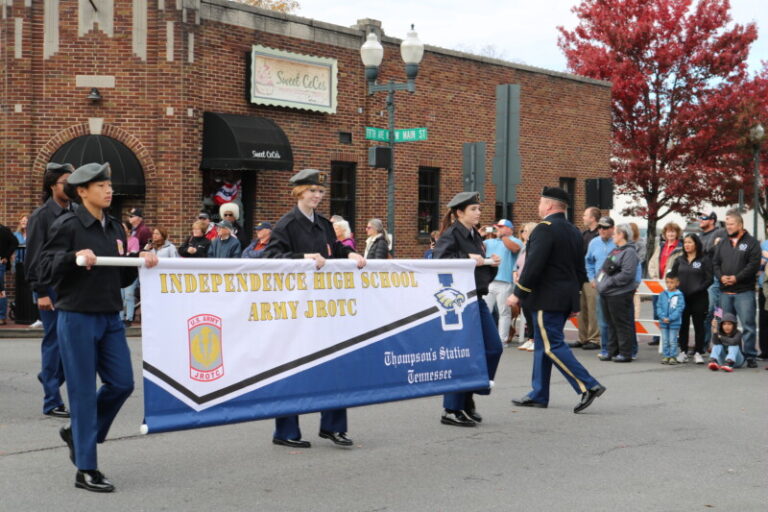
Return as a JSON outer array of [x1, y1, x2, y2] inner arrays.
[[201, 112, 293, 171], [50, 135, 146, 196]]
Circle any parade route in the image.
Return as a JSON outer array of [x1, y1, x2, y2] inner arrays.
[[1, 336, 765, 512]]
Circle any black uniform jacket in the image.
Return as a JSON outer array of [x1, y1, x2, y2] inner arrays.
[[264, 206, 355, 259], [39, 206, 137, 313], [513, 212, 586, 313], [433, 221, 497, 297], [25, 199, 77, 297]]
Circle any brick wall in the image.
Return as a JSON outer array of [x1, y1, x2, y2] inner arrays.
[[0, 0, 611, 265]]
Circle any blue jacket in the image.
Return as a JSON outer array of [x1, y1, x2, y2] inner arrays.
[[585, 236, 616, 281], [655, 289, 685, 329], [208, 236, 242, 259]]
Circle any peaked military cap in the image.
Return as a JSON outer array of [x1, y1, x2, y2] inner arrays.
[[289, 168, 326, 186], [447, 191, 480, 210], [67, 162, 111, 186], [541, 186, 570, 205], [46, 162, 75, 173]]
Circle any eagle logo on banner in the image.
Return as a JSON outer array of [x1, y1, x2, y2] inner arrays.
[[188, 314, 225, 382], [435, 274, 467, 331]]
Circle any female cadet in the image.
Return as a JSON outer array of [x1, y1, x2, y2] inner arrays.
[[264, 168, 366, 448], [433, 192, 503, 427], [39, 163, 158, 492]]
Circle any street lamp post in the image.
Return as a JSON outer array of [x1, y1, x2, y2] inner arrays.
[[360, 26, 424, 254], [749, 122, 765, 234]]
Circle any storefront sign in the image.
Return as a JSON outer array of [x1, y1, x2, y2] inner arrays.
[[250, 45, 338, 114]]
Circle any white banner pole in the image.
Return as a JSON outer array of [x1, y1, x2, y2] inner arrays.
[[76, 255, 145, 267]]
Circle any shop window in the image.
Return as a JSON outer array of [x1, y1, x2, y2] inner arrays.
[[418, 167, 440, 235], [559, 177, 576, 222], [330, 162, 356, 233]]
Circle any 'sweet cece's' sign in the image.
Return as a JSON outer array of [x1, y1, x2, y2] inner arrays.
[[250, 45, 338, 114]]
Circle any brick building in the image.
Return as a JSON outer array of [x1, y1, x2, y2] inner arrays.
[[0, 0, 611, 259]]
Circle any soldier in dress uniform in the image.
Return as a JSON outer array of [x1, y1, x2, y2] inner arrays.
[[39, 163, 158, 492], [264, 168, 367, 448], [433, 191, 503, 427], [25, 163, 75, 418], [507, 187, 606, 413]]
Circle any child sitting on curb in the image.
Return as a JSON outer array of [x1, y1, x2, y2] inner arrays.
[[708, 312, 745, 372]]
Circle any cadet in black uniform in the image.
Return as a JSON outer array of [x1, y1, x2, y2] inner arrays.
[[433, 192, 503, 427], [39, 163, 158, 492], [25, 163, 75, 418], [508, 187, 605, 413], [264, 168, 367, 448]]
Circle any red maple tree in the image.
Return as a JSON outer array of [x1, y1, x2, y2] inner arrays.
[[558, 0, 764, 259]]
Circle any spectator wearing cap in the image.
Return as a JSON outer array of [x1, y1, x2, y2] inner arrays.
[[242, 222, 272, 258], [581, 216, 616, 356], [126, 207, 152, 250], [179, 220, 211, 258], [572, 207, 602, 350], [197, 212, 218, 241], [24, 162, 76, 418], [482, 219, 523, 345], [263, 168, 366, 449], [219, 202, 247, 249], [698, 212, 726, 349], [208, 220, 242, 259]]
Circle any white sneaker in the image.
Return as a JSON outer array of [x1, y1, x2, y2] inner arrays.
[[694, 353, 704, 364], [676, 352, 688, 363], [29, 320, 43, 329], [525, 341, 535, 352]]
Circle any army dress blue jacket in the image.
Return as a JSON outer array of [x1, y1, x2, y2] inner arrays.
[[433, 221, 497, 297], [264, 206, 354, 260]]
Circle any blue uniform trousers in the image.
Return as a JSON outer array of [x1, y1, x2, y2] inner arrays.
[[274, 409, 347, 441], [57, 311, 134, 470], [528, 310, 600, 405], [443, 299, 503, 411], [33, 288, 66, 414]]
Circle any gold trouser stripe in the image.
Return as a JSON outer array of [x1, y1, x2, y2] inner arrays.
[[538, 310, 587, 393]]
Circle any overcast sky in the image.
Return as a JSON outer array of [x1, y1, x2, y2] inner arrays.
[[295, 0, 766, 75]]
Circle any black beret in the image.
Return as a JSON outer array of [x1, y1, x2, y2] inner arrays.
[[67, 162, 111, 186], [541, 186, 570, 205], [447, 191, 480, 210], [290, 169, 326, 186]]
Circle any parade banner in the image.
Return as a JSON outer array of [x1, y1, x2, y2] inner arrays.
[[139, 258, 489, 433]]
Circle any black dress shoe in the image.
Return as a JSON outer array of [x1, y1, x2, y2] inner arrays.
[[319, 430, 354, 446], [60, 426, 75, 465], [45, 405, 70, 418], [613, 355, 632, 363], [465, 409, 482, 423], [75, 470, 114, 493], [440, 410, 476, 427], [574, 384, 607, 413], [511, 396, 547, 408], [272, 437, 311, 448], [581, 342, 600, 350]]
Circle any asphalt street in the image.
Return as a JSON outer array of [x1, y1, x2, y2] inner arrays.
[[1, 333, 765, 512]]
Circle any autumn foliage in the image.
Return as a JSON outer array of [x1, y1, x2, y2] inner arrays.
[[558, 0, 766, 256], [233, 0, 299, 14]]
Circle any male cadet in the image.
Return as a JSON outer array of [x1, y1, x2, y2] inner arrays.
[[25, 162, 76, 418], [507, 187, 606, 413], [39, 163, 158, 492]]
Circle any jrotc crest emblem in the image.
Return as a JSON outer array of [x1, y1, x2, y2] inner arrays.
[[187, 314, 224, 382]]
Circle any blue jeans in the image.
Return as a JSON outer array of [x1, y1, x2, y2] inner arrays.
[[704, 280, 721, 346], [121, 278, 138, 321], [596, 296, 610, 357], [719, 291, 757, 359], [0, 266, 7, 319], [710, 345, 745, 367], [660, 327, 679, 358]]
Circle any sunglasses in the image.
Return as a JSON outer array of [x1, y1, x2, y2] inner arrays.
[[223, 213, 235, 217]]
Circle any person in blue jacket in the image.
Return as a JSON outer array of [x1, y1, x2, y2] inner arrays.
[[655, 275, 685, 364]]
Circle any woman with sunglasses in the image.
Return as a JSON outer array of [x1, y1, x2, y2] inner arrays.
[[264, 168, 366, 449]]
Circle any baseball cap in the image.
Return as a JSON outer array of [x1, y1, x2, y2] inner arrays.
[[217, 220, 234, 230], [597, 216, 615, 228], [698, 212, 717, 221], [255, 222, 272, 231], [494, 219, 514, 229], [197, 212, 210, 220], [127, 207, 144, 218]]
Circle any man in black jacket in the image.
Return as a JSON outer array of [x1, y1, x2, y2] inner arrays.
[[712, 210, 761, 368], [508, 187, 605, 413]]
